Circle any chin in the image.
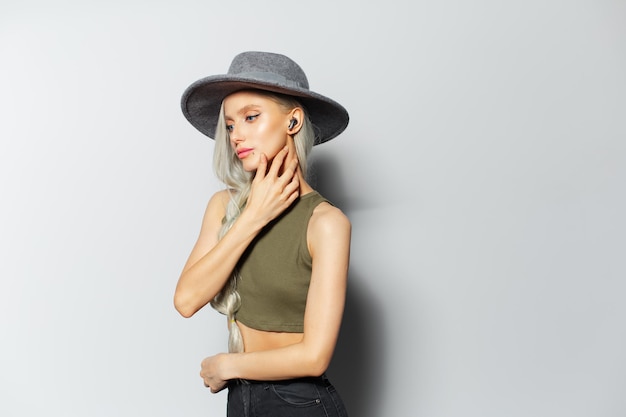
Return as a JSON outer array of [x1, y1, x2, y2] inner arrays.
[[241, 160, 259, 173]]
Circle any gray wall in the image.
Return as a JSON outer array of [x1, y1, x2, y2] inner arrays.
[[1, 1, 624, 416]]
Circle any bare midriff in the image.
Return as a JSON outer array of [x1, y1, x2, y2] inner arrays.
[[236, 320, 304, 352]]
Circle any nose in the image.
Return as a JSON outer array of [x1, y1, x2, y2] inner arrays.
[[229, 124, 244, 144]]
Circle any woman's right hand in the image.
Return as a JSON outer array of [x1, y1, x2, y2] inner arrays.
[[244, 146, 300, 226], [174, 146, 300, 318]]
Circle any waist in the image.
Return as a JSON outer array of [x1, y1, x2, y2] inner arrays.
[[237, 319, 304, 352]]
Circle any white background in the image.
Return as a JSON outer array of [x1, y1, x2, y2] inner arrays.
[[1, 1, 625, 416]]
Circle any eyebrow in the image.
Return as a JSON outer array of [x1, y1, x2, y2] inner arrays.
[[224, 104, 262, 120]]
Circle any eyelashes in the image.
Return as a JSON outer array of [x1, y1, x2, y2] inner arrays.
[[225, 113, 260, 132]]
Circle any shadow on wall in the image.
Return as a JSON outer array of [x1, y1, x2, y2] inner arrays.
[[309, 151, 355, 212], [310, 153, 387, 417], [328, 275, 386, 417]]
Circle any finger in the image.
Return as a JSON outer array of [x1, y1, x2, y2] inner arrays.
[[277, 154, 299, 185], [210, 382, 228, 394], [253, 153, 268, 182], [293, 157, 302, 176], [287, 147, 299, 175], [282, 175, 300, 202], [289, 147, 299, 167], [288, 154, 300, 176], [268, 146, 289, 177]]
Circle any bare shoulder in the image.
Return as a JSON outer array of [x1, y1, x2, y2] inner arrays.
[[201, 189, 232, 228], [308, 201, 351, 248], [207, 189, 231, 210], [311, 202, 350, 229]]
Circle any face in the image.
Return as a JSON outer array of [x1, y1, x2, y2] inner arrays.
[[223, 90, 293, 172]]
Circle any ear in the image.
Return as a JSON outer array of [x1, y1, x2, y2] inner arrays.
[[287, 107, 304, 135]]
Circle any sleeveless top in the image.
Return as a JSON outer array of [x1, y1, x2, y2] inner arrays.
[[235, 191, 329, 332]]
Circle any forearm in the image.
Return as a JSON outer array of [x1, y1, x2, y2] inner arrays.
[[220, 341, 332, 381], [174, 213, 264, 317]]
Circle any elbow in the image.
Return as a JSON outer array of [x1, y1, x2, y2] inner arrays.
[[176, 307, 195, 319], [299, 339, 335, 377], [173, 293, 198, 318], [306, 352, 332, 377], [309, 362, 330, 378]]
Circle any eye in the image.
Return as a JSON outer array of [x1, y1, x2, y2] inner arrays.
[[225, 123, 234, 132], [245, 114, 259, 122]]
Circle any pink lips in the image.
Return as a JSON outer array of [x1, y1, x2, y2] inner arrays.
[[237, 148, 254, 159]]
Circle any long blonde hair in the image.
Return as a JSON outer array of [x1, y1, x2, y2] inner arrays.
[[210, 91, 315, 353]]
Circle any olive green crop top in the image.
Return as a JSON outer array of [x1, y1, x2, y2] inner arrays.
[[235, 191, 329, 332]]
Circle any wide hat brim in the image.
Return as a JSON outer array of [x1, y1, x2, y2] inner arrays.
[[181, 74, 349, 145]]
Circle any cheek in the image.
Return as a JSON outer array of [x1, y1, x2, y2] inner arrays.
[[263, 143, 287, 165], [258, 124, 288, 152]]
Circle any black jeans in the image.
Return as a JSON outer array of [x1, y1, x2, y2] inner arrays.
[[227, 374, 348, 417]]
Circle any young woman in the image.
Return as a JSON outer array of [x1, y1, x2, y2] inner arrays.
[[174, 51, 351, 416]]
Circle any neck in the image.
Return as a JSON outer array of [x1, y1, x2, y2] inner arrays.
[[297, 170, 314, 196]]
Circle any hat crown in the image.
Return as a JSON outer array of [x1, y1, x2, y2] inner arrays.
[[227, 51, 309, 90], [181, 50, 348, 144]]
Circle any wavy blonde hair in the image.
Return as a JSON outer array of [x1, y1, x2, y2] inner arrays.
[[210, 90, 315, 353]]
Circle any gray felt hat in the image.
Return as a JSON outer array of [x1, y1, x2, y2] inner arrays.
[[181, 51, 349, 145]]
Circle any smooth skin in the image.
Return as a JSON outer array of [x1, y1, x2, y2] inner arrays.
[[174, 91, 351, 393]]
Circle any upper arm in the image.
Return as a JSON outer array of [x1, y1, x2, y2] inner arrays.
[[181, 189, 231, 274], [301, 203, 352, 372]]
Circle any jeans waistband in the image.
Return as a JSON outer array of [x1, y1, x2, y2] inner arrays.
[[232, 373, 329, 386]]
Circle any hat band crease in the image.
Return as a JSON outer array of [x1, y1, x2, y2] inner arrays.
[[236, 72, 303, 89]]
